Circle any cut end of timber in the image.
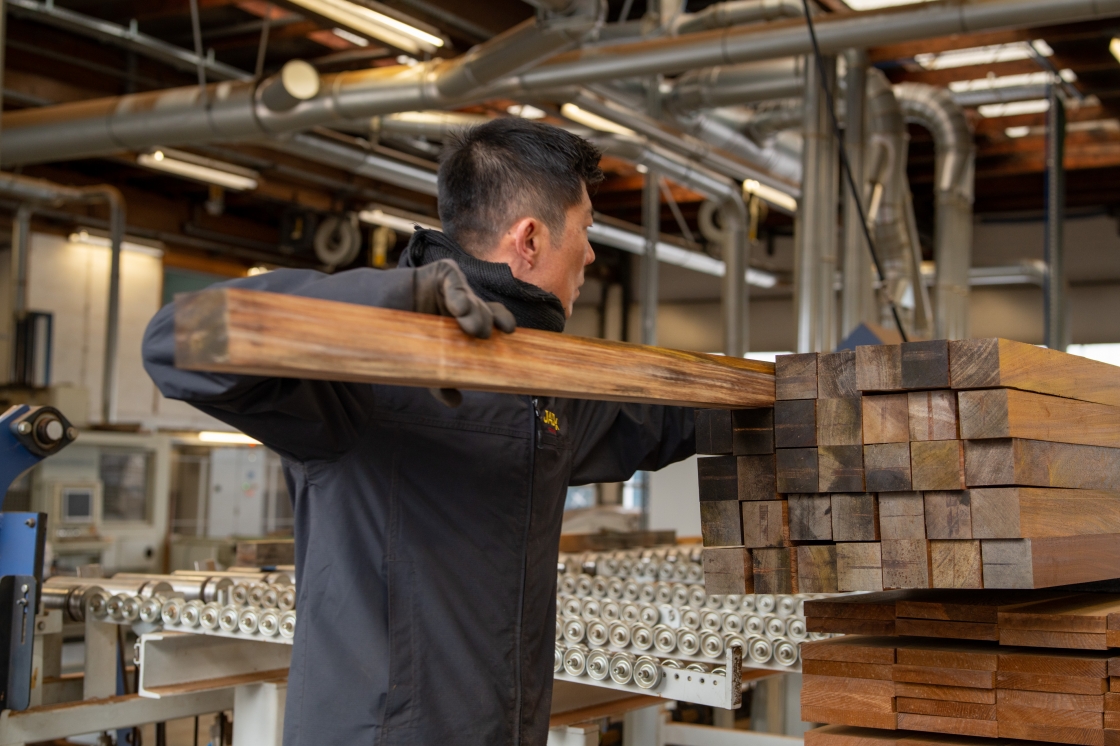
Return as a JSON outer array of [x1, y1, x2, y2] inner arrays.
[[949, 338, 1002, 389], [174, 289, 232, 369], [957, 389, 1011, 440]]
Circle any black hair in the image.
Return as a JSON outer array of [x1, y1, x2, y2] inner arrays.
[[437, 117, 604, 256]]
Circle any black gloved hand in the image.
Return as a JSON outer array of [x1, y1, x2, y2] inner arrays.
[[413, 259, 516, 408]]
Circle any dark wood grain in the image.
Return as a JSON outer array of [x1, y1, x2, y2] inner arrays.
[[908, 390, 959, 442], [741, 500, 789, 548], [732, 407, 776, 455], [697, 455, 738, 502], [776, 352, 818, 400], [882, 539, 932, 589], [832, 492, 880, 542], [856, 345, 903, 392], [789, 494, 833, 541], [800, 636, 897, 664], [896, 712, 998, 738], [700, 500, 742, 547], [965, 439, 1120, 489], [879, 492, 927, 540], [701, 546, 753, 595], [776, 448, 818, 494], [960, 388, 1120, 449], [897, 698, 995, 720], [893, 683, 995, 704], [753, 547, 794, 593], [802, 659, 892, 680], [924, 491, 973, 540], [737, 454, 779, 501], [982, 536, 1120, 589], [820, 445, 865, 492], [901, 340, 951, 389], [776, 399, 818, 448], [819, 350, 859, 399], [798, 544, 839, 593], [818, 397, 864, 446], [865, 443, 913, 492], [694, 409, 733, 454], [174, 287, 776, 407], [837, 542, 884, 592], [930, 540, 982, 589]]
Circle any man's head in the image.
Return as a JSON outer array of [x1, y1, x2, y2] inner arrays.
[[438, 118, 603, 317]]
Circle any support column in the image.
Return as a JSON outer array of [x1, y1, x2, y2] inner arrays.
[[1044, 83, 1067, 350], [623, 703, 663, 746], [816, 57, 840, 352], [233, 681, 287, 746], [841, 49, 873, 338]]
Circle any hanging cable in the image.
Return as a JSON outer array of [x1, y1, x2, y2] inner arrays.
[[799, 0, 909, 343]]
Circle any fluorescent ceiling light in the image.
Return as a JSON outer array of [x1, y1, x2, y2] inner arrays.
[[949, 69, 1076, 92], [743, 179, 798, 213], [138, 149, 259, 191], [560, 103, 636, 137], [358, 208, 439, 234], [507, 104, 546, 120], [68, 230, 164, 257], [916, 40, 1051, 70], [845, 0, 932, 9], [977, 99, 1050, 118], [1005, 118, 1119, 139], [332, 27, 369, 47], [1005, 126, 1032, 138], [198, 431, 261, 445], [286, 0, 442, 54], [1112, 38, 1120, 65]]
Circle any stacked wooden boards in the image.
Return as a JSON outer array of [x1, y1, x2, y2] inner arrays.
[[696, 338, 1120, 594], [802, 633, 1120, 745]]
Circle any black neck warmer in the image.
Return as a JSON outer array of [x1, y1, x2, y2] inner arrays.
[[399, 229, 567, 333]]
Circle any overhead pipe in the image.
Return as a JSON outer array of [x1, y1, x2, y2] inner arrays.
[[894, 82, 975, 340], [0, 173, 124, 422], [7, 0, 1120, 167], [671, 0, 803, 34], [841, 49, 875, 339], [664, 58, 804, 110]]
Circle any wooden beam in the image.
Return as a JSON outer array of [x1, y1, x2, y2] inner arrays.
[[964, 438, 1120, 490], [982, 535, 1120, 588], [958, 388, 1120, 449], [971, 487, 1120, 539], [174, 288, 775, 407]]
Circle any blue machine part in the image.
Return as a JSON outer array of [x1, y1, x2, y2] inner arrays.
[[0, 405, 76, 500]]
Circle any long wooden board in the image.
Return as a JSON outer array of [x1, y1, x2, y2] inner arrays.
[[971, 488, 1120, 539], [964, 439, 1120, 490], [173, 287, 776, 407], [949, 338, 1120, 407], [959, 388, 1120, 449], [981, 536, 1120, 589]]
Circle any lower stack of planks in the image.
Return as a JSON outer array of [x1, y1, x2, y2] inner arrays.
[[694, 338, 1120, 593]]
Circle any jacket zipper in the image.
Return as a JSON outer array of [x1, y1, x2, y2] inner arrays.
[[512, 395, 538, 745]]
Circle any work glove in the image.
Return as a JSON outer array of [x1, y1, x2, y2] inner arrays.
[[413, 259, 516, 408]]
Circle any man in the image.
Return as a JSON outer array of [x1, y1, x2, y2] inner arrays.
[[143, 118, 695, 745]]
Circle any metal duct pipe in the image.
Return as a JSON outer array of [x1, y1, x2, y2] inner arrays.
[[841, 49, 875, 339], [894, 82, 975, 340], [0, 0, 602, 167], [595, 135, 749, 356], [665, 59, 804, 110], [865, 69, 931, 338], [0, 173, 123, 422], [671, 0, 803, 34]]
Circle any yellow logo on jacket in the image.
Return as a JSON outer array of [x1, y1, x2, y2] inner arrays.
[[542, 409, 560, 434]]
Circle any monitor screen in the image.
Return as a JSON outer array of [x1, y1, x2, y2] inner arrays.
[[62, 488, 93, 523]]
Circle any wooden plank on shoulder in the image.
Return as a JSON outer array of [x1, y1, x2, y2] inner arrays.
[[950, 337, 1120, 408], [174, 287, 776, 407]]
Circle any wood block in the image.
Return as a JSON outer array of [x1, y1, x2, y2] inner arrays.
[[837, 542, 884, 592], [972, 488, 1120, 539], [700, 500, 742, 547], [865, 443, 913, 492], [789, 494, 833, 541], [701, 547, 753, 594], [819, 397, 864, 446], [857, 345, 903, 392], [863, 394, 911, 444], [808, 617, 898, 635], [804, 590, 917, 620], [753, 547, 794, 594], [998, 649, 1110, 678], [742, 500, 789, 548], [695, 409, 733, 454], [820, 351, 860, 399], [895, 619, 997, 641], [893, 683, 996, 704], [949, 337, 1120, 408], [999, 595, 1120, 633], [776, 352, 818, 400], [911, 440, 965, 491], [896, 698, 996, 720], [803, 659, 893, 680], [999, 704, 1104, 729], [802, 675, 896, 710], [1112, 677, 1120, 692], [930, 540, 982, 589], [1107, 712, 1120, 729], [908, 391, 959, 442], [983, 536, 1120, 589], [882, 540, 931, 589], [895, 713, 997, 738], [959, 388, 1120, 449], [698, 455, 738, 501], [897, 589, 1070, 624], [800, 707, 898, 731], [895, 641, 998, 670], [924, 492, 972, 540], [965, 439, 1120, 490], [737, 454, 778, 500], [798, 545, 839, 593], [999, 720, 1105, 746], [997, 671, 1109, 695], [820, 445, 865, 492], [775, 399, 818, 448], [732, 408, 775, 455], [893, 665, 995, 689], [901, 340, 951, 390], [175, 287, 777, 408], [832, 493, 880, 542], [1000, 689, 1104, 712], [800, 636, 897, 664], [776, 448, 818, 494], [804, 725, 902, 746], [880, 492, 927, 540], [1000, 630, 1109, 650]]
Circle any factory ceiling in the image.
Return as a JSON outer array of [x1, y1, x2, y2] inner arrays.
[[4, 0, 1120, 276]]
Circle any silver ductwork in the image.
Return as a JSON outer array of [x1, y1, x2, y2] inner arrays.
[[670, 0, 803, 35], [0, 174, 124, 423], [5, 0, 1120, 168], [665, 59, 805, 110], [894, 82, 975, 340]]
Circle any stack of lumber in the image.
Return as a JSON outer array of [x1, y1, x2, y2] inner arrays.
[[801, 634, 1120, 745], [696, 338, 1120, 594]]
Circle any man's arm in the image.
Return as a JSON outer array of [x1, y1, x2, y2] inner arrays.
[[143, 267, 416, 462], [568, 403, 695, 486]]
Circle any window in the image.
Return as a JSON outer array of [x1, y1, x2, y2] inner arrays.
[[99, 450, 152, 522]]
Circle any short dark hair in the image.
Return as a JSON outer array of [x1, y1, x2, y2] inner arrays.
[[437, 118, 604, 256]]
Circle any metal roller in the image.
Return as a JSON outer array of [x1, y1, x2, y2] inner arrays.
[[591, 577, 609, 599], [701, 631, 724, 659], [200, 603, 222, 630], [279, 611, 297, 639], [607, 578, 624, 600], [638, 604, 660, 627], [181, 600, 204, 627], [722, 611, 743, 634], [704, 594, 724, 610], [787, 618, 808, 641], [764, 615, 786, 638], [620, 604, 640, 624], [740, 595, 757, 613], [774, 640, 798, 667], [755, 594, 776, 614], [676, 628, 700, 656], [634, 656, 661, 689], [554, 645, 565, 673], [631, 623, 654, 651], [681, 609, 701, 631], [259, 609, 280, 637], [777, 595, 798, 618], [609, 652, 635, 685], [563, 645, 589, 676], [239, 607, 260, 634], [669, 583, 689, 606], [688, 586, 707, 608], [748, 636, 773, 664], [586, 649, 611, 681], [580, 598, 600, 621], [700, 610, 722, 632], [562, 597, 582, 618], [608, 621, 631, 648], [722, 595, 742, 611], [586, 620, 609, 647], [744, 614, 764, 637], [639, 584, 658, 604], [653, 624, 677, 654], [562, 617, 586, 644], [601, 601, 620, 622]]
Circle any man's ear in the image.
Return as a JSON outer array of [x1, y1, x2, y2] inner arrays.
[[510, 217, 548, 268]]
